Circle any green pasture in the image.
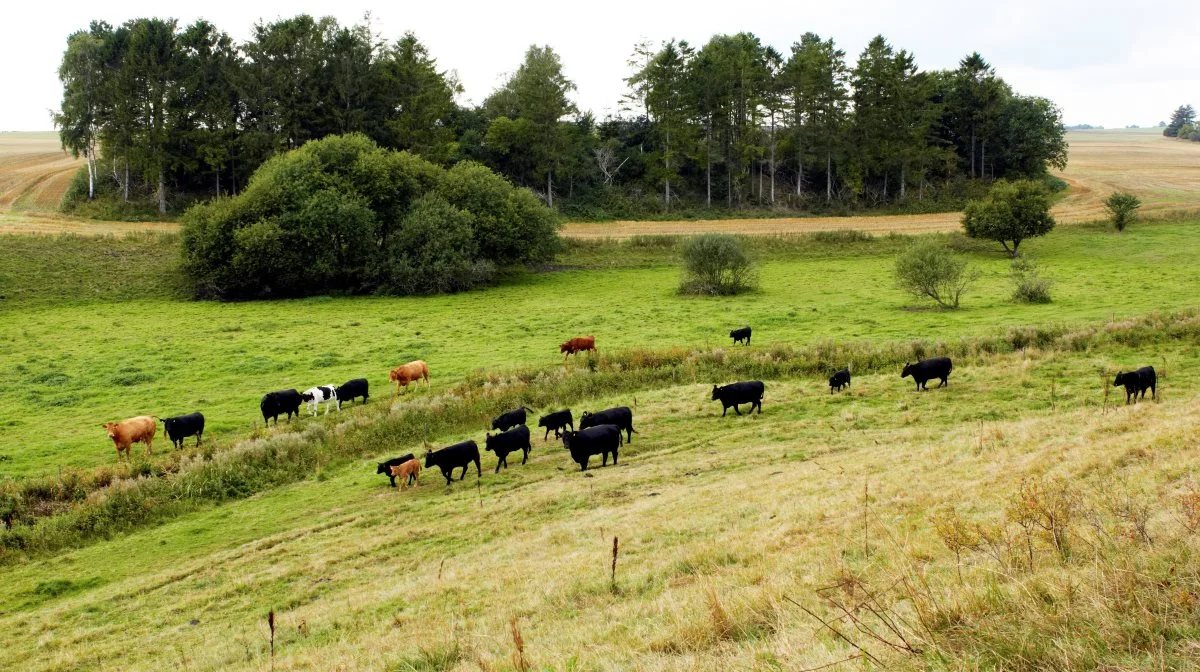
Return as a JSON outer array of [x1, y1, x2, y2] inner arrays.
[[0, 220, 1196, 477]]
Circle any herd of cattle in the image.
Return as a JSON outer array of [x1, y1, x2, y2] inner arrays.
[[100, 329, 1161, 485]]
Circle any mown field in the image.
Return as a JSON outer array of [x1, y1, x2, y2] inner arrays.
[[1, 323, 1198, 670], [2, 220, 1199, 478]]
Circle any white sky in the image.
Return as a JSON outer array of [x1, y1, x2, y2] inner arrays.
[[2, 0, 1197, 132]]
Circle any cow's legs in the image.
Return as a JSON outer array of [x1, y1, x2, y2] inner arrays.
[[733, 403, 742, 416]]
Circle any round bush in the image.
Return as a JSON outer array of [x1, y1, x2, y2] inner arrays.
[[678, 234, 757, 296]]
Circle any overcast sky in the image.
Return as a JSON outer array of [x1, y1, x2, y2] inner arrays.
[[3, 0, 1197, 132]]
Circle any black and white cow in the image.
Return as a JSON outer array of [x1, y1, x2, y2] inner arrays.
[[300, 385, 339, 415]]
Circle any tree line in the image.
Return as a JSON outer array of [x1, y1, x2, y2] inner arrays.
[[55, 15, 1068, 217], [1164, 105, 1199, 141]]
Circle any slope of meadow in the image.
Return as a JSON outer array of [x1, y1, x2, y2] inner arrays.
[[1, 325, 1198, 670], [2, 221, 1200, 478]]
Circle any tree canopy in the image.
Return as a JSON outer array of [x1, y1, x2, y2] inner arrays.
[[962, 179, 1056, 256], [56, 16, 1070, 219]]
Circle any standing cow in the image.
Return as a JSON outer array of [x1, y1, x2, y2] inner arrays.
[[829, 368, 851, 394], [424, 441, 482, 485], [578, 406, 636, 443], [560, 336, 596, 357], [377, 454, 416, 487], [491, 406, 529, 432], [901, 358, 953, 391], [730, 326, 752, 345], [260, 390, 303, 426], [162, 412, 204, 449], [300, 385, 339, 415], [485, 425, 532, 473], [1113, 366, 1157, 404], [335, 378, 369, 408], [103, 416, 157, 461], [537, 409, 574, 440], [711, 381, 764, 416], [390, 360, 430, 396], [562, 425, 622, 471]]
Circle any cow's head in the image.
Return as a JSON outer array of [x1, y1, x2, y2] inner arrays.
[[1112, 372, 1126, 386], [300, 392, 314, 402], [711, 385, 721, 400], [423, 451, 435, 468], [376, 462, 390, 475], [559, 342, 570, 353], [560, 431, 575, 449], [901, 363, 914, 378]]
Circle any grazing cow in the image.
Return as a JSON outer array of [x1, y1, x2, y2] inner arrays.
[[300, 385, 339, 415], [901, 357, 953, 391], [1113, 366, 1157, 405], [537, 409, 574, 440], [562, 424, 622, 471], [391, 460, 421, 490], [103, 415, 156, 461], [829, 368, 851, 394], [424, 440, 482, 485], [491, 406, 529, 432], [485, 425, 532, 473], [389, 360, 430, 395], [377, 454, 416, 487], [162, 412, 204, 449], [560, 336, 596, 357], [579, 406, 636, 443], [335, 378, 369, 408], [260, 390, 303, 426], [730, 326, 752, 346], [711, 381, 765, 417]]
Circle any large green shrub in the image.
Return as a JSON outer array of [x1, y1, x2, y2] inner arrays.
[[678, 234, 757, 296], [894, 239, 979, 309], [962, 179, 1056, 257], [180, 134, 560, 298]]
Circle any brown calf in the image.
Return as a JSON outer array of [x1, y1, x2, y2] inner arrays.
[[390, 460, 421, 489], [389, 360, 430, 396], [559, 336, 596, 357]]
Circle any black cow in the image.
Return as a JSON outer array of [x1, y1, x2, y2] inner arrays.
[[491, 406, 529, 432], [425, 441, 482, 485], [376, 453, 416, 487], [730, 326, 752, 346], [537, 409, 574, 440], [162, 412, 204, 449], [336, 378, 369, 408], [485, 425, 532, 473], [829, 368, 851, 394], [711, 381, 764, 416], [260, 389, 303, 426], [1113, 366, 1157, 405], [562, 424, 622, 471], [579, 406, 636, 443], [901, 357, 953, 391]]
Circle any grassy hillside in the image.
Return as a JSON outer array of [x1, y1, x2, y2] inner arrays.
[[2, 221, 1199, 478], [1, 330, 1197, 670]]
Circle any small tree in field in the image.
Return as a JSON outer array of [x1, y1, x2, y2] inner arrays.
[[679, 234, 757, 295], [1104, 191, 1141, 232], [962, 179, 1056, 257], [1010, 254, 1052, 303], [895, 239, 979, 309]]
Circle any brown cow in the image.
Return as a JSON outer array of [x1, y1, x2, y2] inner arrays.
[[390, 460, 421, 489], [103, 415, 157, 461], [389, 360, 430, 396], [559, 336, 596, 357]]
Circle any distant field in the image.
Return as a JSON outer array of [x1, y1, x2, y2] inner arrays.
[[2, 128, 1199, 237], [2, 220, 1199, 477]]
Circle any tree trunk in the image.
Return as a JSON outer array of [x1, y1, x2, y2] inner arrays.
[[664, 127, 671, 212], [970, 125, 976, 178], [797, 148, 803, 197], [900, 163, 906, 200], [981, 139, 987, 179], [883, 172, 889, 199], [758, 162, 763, 203], [86, 151, 95, 200], [158, 167, 166, 214], [705, 118, 712, 208], [123, 155, 129, 203], [769, 111, 776, 204], [826, 153, 832, 201], [215, 170, 221, 198], [547, 170, 554, 208]]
